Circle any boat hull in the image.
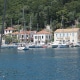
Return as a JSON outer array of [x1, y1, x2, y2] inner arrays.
[[58, 44, 69, 48], [17, 46, 29, 50], [29, 45, 35, 48], [52, 45, 58, 48]]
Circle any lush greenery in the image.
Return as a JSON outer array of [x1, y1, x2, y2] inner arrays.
[[0, 0, 80, 31], [4, 35, 19, 44]]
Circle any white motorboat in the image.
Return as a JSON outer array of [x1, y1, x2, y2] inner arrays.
[[17, 46, 29, 50], [51, 42, 58, 48], [17, 43, 29, 50], [28, 43, 35, 48], [57, 43, 69, 48]]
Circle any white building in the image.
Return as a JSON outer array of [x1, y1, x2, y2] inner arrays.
[[12, 31, 19, 40], [4, 27, 17, 35], [12, 30, 36, 43], [33, 29, 52, 44], [54, 28, 80, 44]]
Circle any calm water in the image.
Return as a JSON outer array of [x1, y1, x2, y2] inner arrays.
[[0, 47, 80, 80]]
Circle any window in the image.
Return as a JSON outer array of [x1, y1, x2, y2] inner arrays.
[[56, 34, 57, 37], [46, 36, 48, 39], [42, 36, 43, 39], [72, 33, 74, 36], [39, 36, 41, 39], [49, 35, 50, 39], [67, 33, 68, 37], [22, 35, 24, 38], [60, 34, 61, 37], [63, 33, 64, 37], [35, 36, 37, 39], [26, 35, 28, 37], [70, 33, 71, 35], [72, 40, 74, 42]]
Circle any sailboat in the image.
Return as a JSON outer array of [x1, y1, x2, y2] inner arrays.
[[17, 7, 29, 50]]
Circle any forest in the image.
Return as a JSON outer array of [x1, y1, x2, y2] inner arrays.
[[0, 0, 80, 31]]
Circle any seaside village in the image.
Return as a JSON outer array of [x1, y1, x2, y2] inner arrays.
[[1, 24, 80, 49]]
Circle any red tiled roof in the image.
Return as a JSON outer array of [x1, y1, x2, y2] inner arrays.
[[11, 30, 36, 35], [5, 27, 16, 30], [19, 30, 36, 34], [12, 31, 19, 35], [37, 29, 51, 34], [19, 31, 27, 34], [54, 28, 80, 33]]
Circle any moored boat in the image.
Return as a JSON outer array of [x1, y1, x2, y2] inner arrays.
[[17, 46, 29, 50], [34, 44, 43, 48], [57, 43, 69, 48], [17, 43, 29, 50], [28, 43, 35, 48], [51, 42, 58, 48]]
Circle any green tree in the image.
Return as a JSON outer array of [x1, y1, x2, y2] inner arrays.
[[0, 0, 80, 31], [5, 35, 12, 44]]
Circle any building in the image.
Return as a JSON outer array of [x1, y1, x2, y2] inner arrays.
[[54, 28, 80, 44], [12, 30, 36, 43], [4, 27, 17, 35], [33, 29, 52, 44], [12, 31, 19, 40]]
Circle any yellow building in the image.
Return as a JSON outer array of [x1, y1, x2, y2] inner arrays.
[[54, 28, 80, 44]]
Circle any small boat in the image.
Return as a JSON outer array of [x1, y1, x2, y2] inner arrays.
[[17, 43, 29, 50], [42, 44, 48, 48], [17, 46, 29, 50], [51, 42, 58, 48], [29, 43, 43, 48], [57, 43, 69, 48], [69, 42, 80, 47], [34, 43, 43, 48], [28, 43, 35, 48], [27, 43, 43, 48]]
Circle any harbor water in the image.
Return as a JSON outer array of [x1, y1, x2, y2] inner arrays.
[[0, 47, 80, 80]]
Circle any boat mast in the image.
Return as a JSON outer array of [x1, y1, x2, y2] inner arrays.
[[23, 7, 26, 43], [61, 15, 64, 43], [61, 16, 64, 29], [23, 7, 25, 31], [30, 15, 32, 31], [0, 0, 6, 49], [37, 23, 38, 31], [29, 15, 32, 42], [11, 18, 13, 27]]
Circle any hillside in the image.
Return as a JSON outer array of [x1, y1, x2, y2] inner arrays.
[[0, 0, 80, 31]]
